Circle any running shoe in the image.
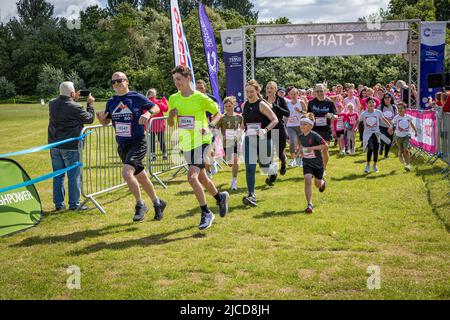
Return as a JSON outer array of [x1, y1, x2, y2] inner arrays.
[[153, 199, 167, 221], [296, 157, 303, 167], [305, 204, 313, 214], [289, 159, 297, 167], [280, 162, 287, 175], [199, 211, 215, 230], [373, 165, 379, 173], [133, 202, 148, 222], [319, 178, 326, 193], [405, 164, 411, 172], [364, 164, 370, 173], [210, 161, 219, 175], [231, 181, 238, 191], [265, 174, 277, 186], [217, 191, 229, 218], [242, 195, 257, 207]]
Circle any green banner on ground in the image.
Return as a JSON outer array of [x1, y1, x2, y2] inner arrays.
[[0, 158, 42, 237]]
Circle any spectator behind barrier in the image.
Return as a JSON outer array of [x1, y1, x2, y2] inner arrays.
[[48, 81, 95, 211]]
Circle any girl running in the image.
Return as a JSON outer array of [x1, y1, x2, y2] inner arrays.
[[378, 93, 397, 159], [354, 97, 394, 173], [215, 96, 244, 190], [297, 113, 327, 214], [343, 103, 359, 154], [391, 102, 418, 171], [242, 80, 279, 207], [333, 103, 346, 155], [286, 88, 306, 168]]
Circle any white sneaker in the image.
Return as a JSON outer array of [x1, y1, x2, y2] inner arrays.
[[364, 164, 370, 173], [373, 165, 379, 173], [340, 150, 345, 155], [405, 164, 411, 172], [289, 159, 297, 167], [296, 158, 303, 167]]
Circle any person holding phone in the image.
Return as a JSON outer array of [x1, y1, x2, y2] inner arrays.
[[48, 81, 95, 211]]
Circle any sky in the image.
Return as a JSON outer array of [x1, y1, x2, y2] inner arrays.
[[0, 0, 390, 24]]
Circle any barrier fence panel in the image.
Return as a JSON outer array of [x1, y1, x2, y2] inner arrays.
[[79, 124, 126, 213], [438, 111, 450, 177], [146, 116, 188, 188]]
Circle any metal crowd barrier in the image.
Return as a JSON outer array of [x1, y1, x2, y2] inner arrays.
[[146, 116, 188, 188], [79, 124, 126, 213]]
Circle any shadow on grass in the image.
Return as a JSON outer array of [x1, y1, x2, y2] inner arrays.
[[10, 223, 137, 247], [331, 170, 396, 181], [253, 210, 301, 219], [176, 204, 247, 219], [68, 225, 203, 255]]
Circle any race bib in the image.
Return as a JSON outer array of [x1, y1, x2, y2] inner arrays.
[[178, 116, 195, 130], [246, 123, 261, 136], [365, 116, 377, 128], [398, 119, 410, 131], [302, 147, 316, 159], [336, 119, 344, 131], [315, 117, 327, 126], [383, 110, 394, 119], [225, 129, 237, 139], [287, 116, 300, 126], [115, 122, 131, 137]]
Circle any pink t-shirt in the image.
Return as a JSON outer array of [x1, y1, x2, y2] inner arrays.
[[344, 112, 359, 130], [333, 113, 346, 132], [361, 97, 381, 111]]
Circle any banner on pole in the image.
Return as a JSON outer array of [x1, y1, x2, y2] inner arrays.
[[220, 29, 244, 110], [406, 109, 438, 154], [170, 0, 196, 90], [198, 2, 224, 112], [419, 22, 447, 108]]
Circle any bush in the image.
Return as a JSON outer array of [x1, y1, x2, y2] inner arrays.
[[36, 64, 64, 98], [0, 77, 16, 99]]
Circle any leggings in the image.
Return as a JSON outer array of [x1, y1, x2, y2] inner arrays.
[[244, 136, 273, 195], [149, 131, 166, 154], [367, 133, 380, 163], [273, 126, 287, 165], [287, 126, 301, 154], [379, 126, 393, 157]]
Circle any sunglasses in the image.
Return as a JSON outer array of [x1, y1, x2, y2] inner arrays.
[[111, 78, 127, 85]]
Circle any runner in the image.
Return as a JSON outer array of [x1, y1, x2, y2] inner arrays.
[[297, 113, 327, 214], [307, 83, 337, 176], [391, 101, 418, 171], [96, 72, 167, 222], [265, 81, 290, 176], [343, 103, 359, 154], [242, 79, 279, 207], [167, 66, 229, 230], [378, 93, 397, 159], [333, 103, 346, 155], [215, 96, 244, 190], [286, 88, 305, 167], [354, 97, 394, 173]]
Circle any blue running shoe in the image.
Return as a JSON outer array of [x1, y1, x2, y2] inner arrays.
[[199, 211, 215, 230]]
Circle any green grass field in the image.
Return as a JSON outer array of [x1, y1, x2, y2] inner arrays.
[[0, 104, 449, 300]]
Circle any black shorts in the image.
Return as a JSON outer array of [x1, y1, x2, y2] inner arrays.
[[182, 144, 210, 169], [315, 130, 332, 142], [117, 139, 147, 175], [303, 165, 324, 180], [224, 141, 239, 162], [336, 130, 345, 137]]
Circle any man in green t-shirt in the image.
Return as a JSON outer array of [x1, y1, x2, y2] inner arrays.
[[168, 65, 229, 230]]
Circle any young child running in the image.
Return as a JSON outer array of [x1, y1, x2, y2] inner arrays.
[[215, 96, 244, 190], [333, 103, 346, 155], [354, 97, 393, 174], [343, 103, 359, 154], [297, 113, 327, 214], [391, 102, 418, 172]]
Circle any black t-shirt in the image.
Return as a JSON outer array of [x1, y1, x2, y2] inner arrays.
[[298, 130, 325, 169], [307, 98, 336, 135]]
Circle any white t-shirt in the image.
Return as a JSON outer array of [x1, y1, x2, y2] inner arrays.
[[359, 110, 383, 134], [286, 100, 303, 127], [392, 114, 413, 138]]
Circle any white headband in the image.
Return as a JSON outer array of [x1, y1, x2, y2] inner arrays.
[[300, 118, 314, 126]]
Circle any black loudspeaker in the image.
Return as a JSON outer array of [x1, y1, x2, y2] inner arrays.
[[427, 73, 450, 88]]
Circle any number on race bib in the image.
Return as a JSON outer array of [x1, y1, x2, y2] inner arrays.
[[178, 116, 195, 130]]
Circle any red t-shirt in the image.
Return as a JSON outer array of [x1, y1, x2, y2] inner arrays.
[[146, 97, 168, 132], [443, 97, 450, 113], [344, 112, 359, 130]]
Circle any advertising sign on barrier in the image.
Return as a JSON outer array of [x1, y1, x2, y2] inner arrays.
[[0, 159, 42, 237], [407, 109, 438, 154]]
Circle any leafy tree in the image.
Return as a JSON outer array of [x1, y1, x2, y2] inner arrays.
[[36, 64, 64, 98], [0, 77, 16, 99]]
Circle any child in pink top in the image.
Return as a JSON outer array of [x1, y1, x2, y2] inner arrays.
[[344, 103, 359, 154], [333, 104, 346, 155]]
